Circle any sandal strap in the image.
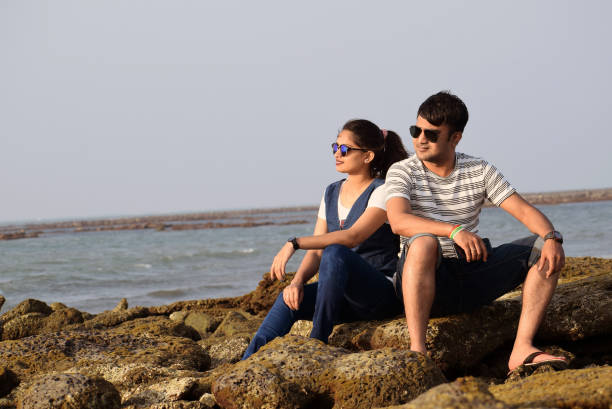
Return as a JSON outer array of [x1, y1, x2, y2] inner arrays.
[[522, 351, 546, 365]]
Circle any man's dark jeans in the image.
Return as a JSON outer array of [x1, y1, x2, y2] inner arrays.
[[393, 235, 543, 316]]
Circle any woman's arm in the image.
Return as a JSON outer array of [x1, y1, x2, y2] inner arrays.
[[279, 216, 326, 310], [270, 206, 387, 281]]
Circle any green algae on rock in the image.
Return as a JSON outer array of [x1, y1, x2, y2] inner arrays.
[[289, 271, 612, 374], [212, 335, 445, 409], [202, 336, 250, 368], [0, 257, 610, 408], [0, 327, 210, 382], [490, 366, 612, 409], [0, 367, 19, 399], [319, 348, 446, 408], [378, 376, 510, 409], [16, 373, 120, 409]]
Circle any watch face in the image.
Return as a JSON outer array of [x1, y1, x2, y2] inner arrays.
[[545, 231, 563, 243], [550, 231, 563, 243]]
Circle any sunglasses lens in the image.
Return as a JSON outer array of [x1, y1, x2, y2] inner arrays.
[[411, 125, 440, 142], [424, 131, 439, 143], [340, 145, 348, 156], [332, 143, 338, 154]]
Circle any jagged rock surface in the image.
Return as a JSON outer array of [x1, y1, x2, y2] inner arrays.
[[0, 257, 609, 408], [212, 335, 446, 408]]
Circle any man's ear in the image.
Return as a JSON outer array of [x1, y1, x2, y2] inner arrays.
[[451, 131, 462, 147]]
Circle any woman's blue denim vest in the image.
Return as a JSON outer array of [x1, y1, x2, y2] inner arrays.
[[324, 178, 399, 277]]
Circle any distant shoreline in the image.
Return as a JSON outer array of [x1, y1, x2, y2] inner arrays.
[[2, 188, 611, 240]]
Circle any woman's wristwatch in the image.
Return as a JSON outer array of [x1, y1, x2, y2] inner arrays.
[[543, 230, 563, 244], [288, 237, 300, 250]]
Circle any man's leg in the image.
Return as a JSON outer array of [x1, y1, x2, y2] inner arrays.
[[442, 235, 564, 371], [508, 260, 561, 370], [401, 235, 439, 354]]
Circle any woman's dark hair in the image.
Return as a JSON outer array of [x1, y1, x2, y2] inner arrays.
[[341, 119, 408, 178]]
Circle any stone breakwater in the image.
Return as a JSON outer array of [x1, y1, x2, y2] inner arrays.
[[0, 207, 315, 241], [2, 188, 611, 240], [0, 257, 610, 409]]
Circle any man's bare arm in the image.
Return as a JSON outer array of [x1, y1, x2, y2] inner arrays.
[[500, 192, 565, 276], [386, 196, 489, 262], [386, 197, 455, 237]]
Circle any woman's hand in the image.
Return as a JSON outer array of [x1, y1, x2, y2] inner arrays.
[[270, 241, 296, 281], [282, 281, 304, 310], [453, 229, 488, 262]]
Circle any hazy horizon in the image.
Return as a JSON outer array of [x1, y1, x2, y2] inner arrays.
[[2, 1, 611, 222]]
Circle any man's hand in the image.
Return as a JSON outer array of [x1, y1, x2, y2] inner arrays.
[[270, 241, 296, 281], [453, 229, 488, 262], [282, 282, 304, 310], [537, 239, 565, 277]]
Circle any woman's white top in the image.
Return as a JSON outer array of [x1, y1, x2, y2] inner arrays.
[[317, 181, 388, 222]]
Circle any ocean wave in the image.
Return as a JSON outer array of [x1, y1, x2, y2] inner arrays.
[[146, 289, 188, 298], [134, 263, 152, 269], [197, 283, 237, 290], [158, 248, 259, 262]]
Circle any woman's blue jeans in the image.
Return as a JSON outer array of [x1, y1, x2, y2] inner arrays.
[[242, 244, 401, 359]]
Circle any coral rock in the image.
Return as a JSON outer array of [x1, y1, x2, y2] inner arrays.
[[490, 366, 612, 409], [213, 335, 445, 409], [0, 367, 19, 398], [16, 373, 120, 409], [379, 377, 510, 409]]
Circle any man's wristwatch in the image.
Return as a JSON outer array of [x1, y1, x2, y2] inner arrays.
[[288, 237, 300, 250], [543, 230, 563, 244]]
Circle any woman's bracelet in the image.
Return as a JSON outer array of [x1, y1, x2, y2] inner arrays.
[[449, 224, 464, 240]]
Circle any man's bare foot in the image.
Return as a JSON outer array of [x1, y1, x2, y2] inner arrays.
[[508, 346, 567, 372], [410, 345, 428, 355]]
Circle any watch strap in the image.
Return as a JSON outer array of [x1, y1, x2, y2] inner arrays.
[[288, 237, 300, 250], [543, 230, 563, 244]]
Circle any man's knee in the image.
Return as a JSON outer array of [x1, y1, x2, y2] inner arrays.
[[406, 235, 439, 262]]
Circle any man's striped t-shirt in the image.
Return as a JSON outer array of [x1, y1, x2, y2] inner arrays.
[[385, 152, 516, 258]]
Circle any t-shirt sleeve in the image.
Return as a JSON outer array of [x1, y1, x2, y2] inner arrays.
[[367, 184, 388, 210], [384, 161, 412, 203], [317, 193, 326, 220], [483, 160, 516, 206]]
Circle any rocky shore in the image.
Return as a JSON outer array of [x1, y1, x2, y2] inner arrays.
[[2, 188, 611, 241], [0, 256, 610, 408]]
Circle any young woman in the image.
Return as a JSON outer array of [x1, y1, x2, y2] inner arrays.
[[242, 119, 409, 359]]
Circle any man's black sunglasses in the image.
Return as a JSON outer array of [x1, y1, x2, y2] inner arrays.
[[331, 142, 369, 156], [409, 125, 441, 143]]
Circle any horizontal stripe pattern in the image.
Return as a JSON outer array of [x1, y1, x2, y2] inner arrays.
[[386, 153, 515, 257]]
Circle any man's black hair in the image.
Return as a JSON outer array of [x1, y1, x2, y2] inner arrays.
[[417, 91, 469, 135]]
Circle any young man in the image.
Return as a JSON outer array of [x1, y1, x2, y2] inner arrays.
[[385, 91, 566, 373]]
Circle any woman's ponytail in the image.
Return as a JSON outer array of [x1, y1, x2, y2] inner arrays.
[[373, 129, 408, 178]]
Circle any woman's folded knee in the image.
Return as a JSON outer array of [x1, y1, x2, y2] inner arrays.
[[322, 244, 352, 259]]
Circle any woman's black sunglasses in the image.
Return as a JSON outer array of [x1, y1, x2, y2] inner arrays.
[[331, 142, 369, 156], [409, 125, 441, 143]]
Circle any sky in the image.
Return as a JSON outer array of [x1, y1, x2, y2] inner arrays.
[[1, 1, 611, 223]]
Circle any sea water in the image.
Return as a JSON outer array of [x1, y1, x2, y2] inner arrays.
[[1, 201, 611, 314]]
